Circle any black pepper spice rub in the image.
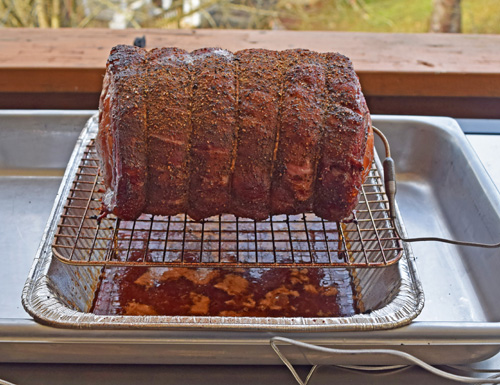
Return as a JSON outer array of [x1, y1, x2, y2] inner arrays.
[[97, 44, 148, 220], [97, 46, 373, 222], [187, 48, 237, 221], [313, 52, 371, 220], [144, 47, 193, 215], [271, 49, 326, 216], [231, 49, 281, 220]]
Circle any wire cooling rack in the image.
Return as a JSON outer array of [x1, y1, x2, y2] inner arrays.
[[52, 140, 403, 268]]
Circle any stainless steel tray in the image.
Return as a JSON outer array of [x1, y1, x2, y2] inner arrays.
[[22, 114, 423, 331], [1, 111, 500, 366]]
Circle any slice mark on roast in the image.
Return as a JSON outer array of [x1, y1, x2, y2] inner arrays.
[[187, 48, 237, 221], [145, 47, 193, 215]]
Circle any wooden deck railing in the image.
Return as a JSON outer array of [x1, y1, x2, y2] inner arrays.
[[1, 28, 499, 117]]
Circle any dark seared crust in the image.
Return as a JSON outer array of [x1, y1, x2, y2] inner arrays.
[[187, 48, 237, 221], [230, 49, 281, 220], [97, 71, 113, 187], [104, 45, 148, 220], [97, 46, 372, 222], [145, 47, 192, 215], [313, 53, 368, 221], [271, 49, 326, 215]]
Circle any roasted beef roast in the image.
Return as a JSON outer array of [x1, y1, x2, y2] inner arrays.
[[97, 45, 373, 221]]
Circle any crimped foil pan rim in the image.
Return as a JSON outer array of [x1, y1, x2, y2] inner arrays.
[[22, 114, 424, 331]]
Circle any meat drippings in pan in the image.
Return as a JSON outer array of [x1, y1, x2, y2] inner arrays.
[[90, 214, 361, 318], [91, 264, 360, 317]]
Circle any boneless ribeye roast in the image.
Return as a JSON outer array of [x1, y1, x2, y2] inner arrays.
[[97, 45, 374, 222]]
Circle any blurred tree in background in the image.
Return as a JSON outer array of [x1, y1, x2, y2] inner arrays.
[[0, 0, 498, 33], [430, 0, 461, 32]]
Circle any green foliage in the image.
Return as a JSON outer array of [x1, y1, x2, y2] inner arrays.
[[462, 0, 500, 34], [297, 0, 500, 34], [0, 0, 499, 33]]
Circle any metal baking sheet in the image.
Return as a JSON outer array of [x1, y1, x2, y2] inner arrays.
[[22, 113, 424, 332], [1, 111, 500, 366]]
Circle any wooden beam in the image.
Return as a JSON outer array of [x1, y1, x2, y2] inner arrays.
[[0, 28, 499, 113]]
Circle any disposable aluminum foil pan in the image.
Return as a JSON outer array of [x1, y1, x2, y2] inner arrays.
[[22, 114, 424, 331]]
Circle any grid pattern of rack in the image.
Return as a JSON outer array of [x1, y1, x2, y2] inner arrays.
[[52, 141, 403, 268]]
